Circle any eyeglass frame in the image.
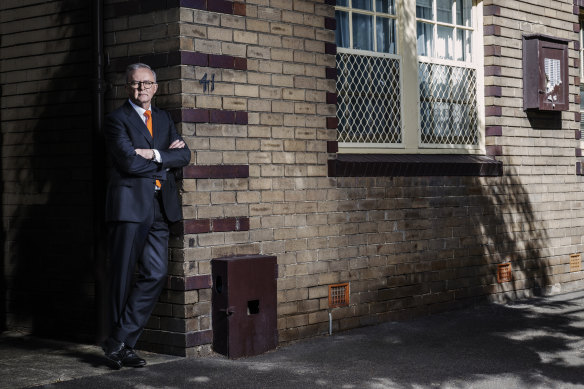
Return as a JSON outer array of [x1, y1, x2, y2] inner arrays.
[[126, 81, 157, 89]]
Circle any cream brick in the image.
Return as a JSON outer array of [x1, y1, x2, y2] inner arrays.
[[259, 86, 282, 99], [223, 97, 248, 111], [211, 192, 236, 204], [258, 7, 282, 21], [193, 10, 220, 26], [249, 99, 272, 112], [208, 26, 231, 41], [194, 38, 221, 54], [283, 62, 306, 75], [247, 19, 271, 33], [272, 100, 295, 113], [293, 25, 315, 39], [248, 72, 272, 85], [260, 113, 284, 125], [282, 10, 304, 25], [222, 42, 247, 57], [270, 22, 293, 36], [195, 95, 222, 109], [294, 102, 316, 114], [271, 48, 294, 61], [221, 14, 246, 30], [235, 84, 259, 97], [272, 74, 294, 87], [248, 46, 271, 59], [259, 60, 283, 74], [234, 30, 258, 44], [282, 36, 304, 49]]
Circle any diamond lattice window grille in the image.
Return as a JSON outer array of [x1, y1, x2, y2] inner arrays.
[[336, 52, 402, 144], [419, 62, 478, 145]]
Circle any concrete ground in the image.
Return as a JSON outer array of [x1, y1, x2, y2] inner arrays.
[[3, 290, 584, 388]]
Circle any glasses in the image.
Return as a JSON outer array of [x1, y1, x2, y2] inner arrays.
[[126, 81, 156, 89]]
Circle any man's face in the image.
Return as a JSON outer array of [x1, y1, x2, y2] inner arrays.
[[126, 68, 158, 109]]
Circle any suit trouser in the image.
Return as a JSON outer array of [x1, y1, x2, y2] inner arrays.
[[107, 193, 169, 348]]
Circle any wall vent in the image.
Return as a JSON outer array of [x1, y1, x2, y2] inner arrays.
[[570, 253, 581, 272], [497, 263, 512, 283], [329, 283, 350, 308]]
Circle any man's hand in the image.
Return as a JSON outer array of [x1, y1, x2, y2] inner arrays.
[[135, 149, 154, 160], [135, 141, 184, 160], [169, 140, 185, 149]]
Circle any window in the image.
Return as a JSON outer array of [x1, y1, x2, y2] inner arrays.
[[336, 1, 401, 144], [335, 0, 484, 154]]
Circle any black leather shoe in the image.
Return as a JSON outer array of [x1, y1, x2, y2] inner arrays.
[[119, 346, 147, 368], [101, 338, 125, 370]]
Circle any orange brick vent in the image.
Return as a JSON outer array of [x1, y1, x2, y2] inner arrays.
[[329, 283, 349, 308], [570, 254, 581, 272], [497, 263, 512, 283]]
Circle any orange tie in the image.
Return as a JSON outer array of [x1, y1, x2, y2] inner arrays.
[[144, 110, 161, 188]]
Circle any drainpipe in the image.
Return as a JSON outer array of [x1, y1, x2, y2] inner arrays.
[[93, 0, 107, 344]]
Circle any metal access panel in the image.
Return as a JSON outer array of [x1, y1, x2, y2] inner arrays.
[[523, 34, 569, 111], [211, 255, 278, 358]]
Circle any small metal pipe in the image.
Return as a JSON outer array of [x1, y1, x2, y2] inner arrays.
[[93, 0, 107, 344], [329, 312, 332, 335]]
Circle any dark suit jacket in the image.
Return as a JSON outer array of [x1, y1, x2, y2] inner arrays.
[[104, 101, 191, 223]]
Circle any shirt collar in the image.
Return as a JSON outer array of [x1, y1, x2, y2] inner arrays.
[[128, 99, 151, 118]]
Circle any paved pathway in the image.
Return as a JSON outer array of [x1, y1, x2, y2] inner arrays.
[[3, 291, 584, 388]]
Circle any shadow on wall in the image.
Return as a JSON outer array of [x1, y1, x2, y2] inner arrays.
[[472, 168, 552, 299], [375, 167, 554, 318], [3, 2, 99, 341]]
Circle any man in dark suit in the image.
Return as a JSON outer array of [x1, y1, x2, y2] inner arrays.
[[101, 63, 190, 369]]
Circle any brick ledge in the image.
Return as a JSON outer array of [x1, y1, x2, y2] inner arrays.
[[328, 154, 503, 177]]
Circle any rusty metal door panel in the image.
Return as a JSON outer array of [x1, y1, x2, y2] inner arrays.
[[211, 255, 278, 358]]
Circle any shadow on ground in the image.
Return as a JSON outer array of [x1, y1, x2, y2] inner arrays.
[[23, 291, 584, 389]]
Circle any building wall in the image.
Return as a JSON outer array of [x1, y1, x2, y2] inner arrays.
[[2, 0, 582, 356], [0, 0, 97, 339], [100, 0, 584, 356]]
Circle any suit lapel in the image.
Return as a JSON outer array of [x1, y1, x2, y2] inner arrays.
[[123, 101, 153, 146], [151, 106, 165, 148]]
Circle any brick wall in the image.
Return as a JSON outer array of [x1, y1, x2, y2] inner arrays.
[[173, 0, 340, 352], [100, 0, 584, 356], [0, 0, 97, 339], [2, 0, 580, 355]]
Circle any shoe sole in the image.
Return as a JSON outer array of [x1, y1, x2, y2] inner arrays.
[[123, 360, 147, 368], [104, 356, 122, 370]]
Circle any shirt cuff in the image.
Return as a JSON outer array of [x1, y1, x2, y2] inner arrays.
[[153, 149, 161, 163]]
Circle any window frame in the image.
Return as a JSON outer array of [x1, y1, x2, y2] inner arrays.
[[335, 0, 400, 54], [335, 0, 485, 155]]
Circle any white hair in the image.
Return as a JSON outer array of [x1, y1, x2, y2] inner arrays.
[[125, 63, 157, 82]]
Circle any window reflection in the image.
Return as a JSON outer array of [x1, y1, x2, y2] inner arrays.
[[377, 17, 396, 54], [456, 0, 472, 26], [417, 0, 472, 62], [336, 11, 350, 48], [437, 25, 454, 60], [335, 0, 397, 54], [376, 0, 395, 13], [437, 0, 452, 23], [353, 13, 374, 51], [353, 0, 373, 11], [417, 22, 434, 57], [416, 0, 433, 20]]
